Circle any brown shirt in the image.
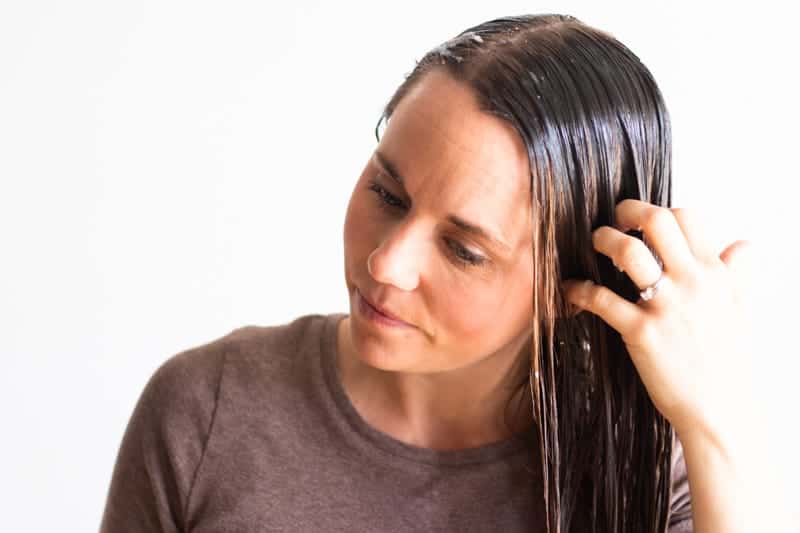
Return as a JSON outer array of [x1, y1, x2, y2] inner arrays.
[[99, 313, 693, 532]]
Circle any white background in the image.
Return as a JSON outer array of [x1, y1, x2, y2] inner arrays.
[[1, 1, 797, 531]]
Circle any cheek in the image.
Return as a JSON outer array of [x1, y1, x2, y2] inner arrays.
[[438, 281, 509, 337], [343, 186, 380, 263], [436, 269, 533, 345]]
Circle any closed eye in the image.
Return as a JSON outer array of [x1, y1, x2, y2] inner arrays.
[[367, 180, 406, 209]]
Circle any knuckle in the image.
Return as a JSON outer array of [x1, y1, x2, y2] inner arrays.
[[643, 207, 671, 230], [619, 239, 643, 267], [671, 207, 695, 228], [682, 267, 702, 289], [682, 277, 700, 296], [634, 319, 659, 345], [587, 286, 607, 308], [670, 206, 688, 217]]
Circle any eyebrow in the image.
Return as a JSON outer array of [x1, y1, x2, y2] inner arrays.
[[373, 151, 512, 254]]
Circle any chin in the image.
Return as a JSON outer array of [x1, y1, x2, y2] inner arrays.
[[346, 310, 417, 373], [349, 332, 405, 372]]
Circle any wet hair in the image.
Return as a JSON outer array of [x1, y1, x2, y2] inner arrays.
[[375, 14, 675, 533]]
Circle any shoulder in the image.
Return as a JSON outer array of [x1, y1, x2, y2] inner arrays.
[[228, 312, 334, 364], [101, 313, 342, 532], [141, 313, 336, 412]]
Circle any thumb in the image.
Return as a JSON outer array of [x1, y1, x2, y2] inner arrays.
[[719, 239, 755, 297], [719, 239, 753, 271]]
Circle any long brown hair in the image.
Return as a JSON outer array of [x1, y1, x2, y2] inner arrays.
[[376, 14, 675, 533]]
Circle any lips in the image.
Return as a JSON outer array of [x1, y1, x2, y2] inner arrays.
[[356, 288, 411, 326]]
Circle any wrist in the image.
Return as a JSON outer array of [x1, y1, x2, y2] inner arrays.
[[672, 402, 764, 461]]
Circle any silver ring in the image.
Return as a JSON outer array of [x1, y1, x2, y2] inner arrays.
[[639, 270, 666, 302]]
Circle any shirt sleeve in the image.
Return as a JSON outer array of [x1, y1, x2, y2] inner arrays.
[[99, 342, 227, 533], [667, 432, 694, 533]]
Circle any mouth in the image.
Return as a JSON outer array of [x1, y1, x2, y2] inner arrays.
[[355, 288, 414, 328]]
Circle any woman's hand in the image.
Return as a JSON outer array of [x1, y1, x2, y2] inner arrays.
[[562, 199, 756, 446]]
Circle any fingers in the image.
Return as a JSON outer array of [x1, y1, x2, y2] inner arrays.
[[670, 207, 717, 261], [719, 239, 752, 270], [592, 226, 664, 290], [566, 200, 746, 344], [563, 279, 643, 336], [614, 200, 695, 277], [719, 239, 754, 295]]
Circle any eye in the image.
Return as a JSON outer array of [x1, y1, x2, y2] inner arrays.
[[367, 178, 487, 269], [445, 237, 486, 267], [367, 179, 406, 210]]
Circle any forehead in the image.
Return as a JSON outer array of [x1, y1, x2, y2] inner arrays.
[[378, 69, 532, 251]]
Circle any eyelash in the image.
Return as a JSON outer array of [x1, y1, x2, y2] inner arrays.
[[366, 179, 487, 268]]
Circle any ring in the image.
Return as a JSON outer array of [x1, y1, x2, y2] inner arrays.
[[639, 270, 666, 302]]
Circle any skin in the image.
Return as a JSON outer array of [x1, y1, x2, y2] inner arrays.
[[337, 69, 535, 450], [337, 64, 793, 530], [564, 204, 793, 531]]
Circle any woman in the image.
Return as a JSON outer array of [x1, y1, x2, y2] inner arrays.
[[100, 14, 783, 533]]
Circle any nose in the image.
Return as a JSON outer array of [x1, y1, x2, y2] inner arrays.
[[367, 223, 422, 292]]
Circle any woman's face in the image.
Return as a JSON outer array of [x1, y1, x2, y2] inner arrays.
[[342, 69, 534, 377]]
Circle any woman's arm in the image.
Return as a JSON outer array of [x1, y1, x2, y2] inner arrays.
[[677, 408, 795, 533]]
